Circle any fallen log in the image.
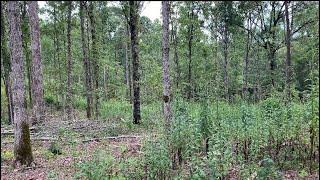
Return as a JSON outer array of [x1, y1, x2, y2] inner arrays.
[[1, 137, 58, 144]]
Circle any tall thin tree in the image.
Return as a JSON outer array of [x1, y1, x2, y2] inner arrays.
[[162, 1, 172, 130], [1, 1, 14, 124], [80, 1, 94, 119], [27, 1, 44, 124], [7, 0, 33, 165], [66, 1, 73, 120], [285, 1, 292, 102], [129, 1, 141, 124], [87, 1, 100, 118]]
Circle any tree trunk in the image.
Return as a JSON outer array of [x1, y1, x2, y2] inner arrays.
[[88, 2, 100, 118], [103, 66, 108, 100], [1, 2, 14, 124], [66, 1, 73, 120], [129, 1, 141, 124], [80, 1, 94, 119], [223, 24, 229, 101], [27, 1, 44, 124], [21, 1, 32, 109], [162, 1, 172, 131], [243, 14, 251, 101], [268, 49, 276, 88], [125, 34, 132, 102], [187, 4, 194, 100], [7, 1, 33, 166], [285, 1, 292, 102]]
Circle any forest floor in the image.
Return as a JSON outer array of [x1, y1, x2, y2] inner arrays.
[[1, 113, 146, 180], [1, 113, 319, 179]]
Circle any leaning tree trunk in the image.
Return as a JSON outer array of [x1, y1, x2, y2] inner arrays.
[[80, 1, 94, 119], [129, 1, 141, 124], [66, 1, 73, 120], [162, 1, 172, 130], [27, 1, 44, 124], [7, 1, 33, 166]]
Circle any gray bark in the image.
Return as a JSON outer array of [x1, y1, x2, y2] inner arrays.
[[223, 24, 229, 101], [7, 1, 33, 165], [162, 1, 172, 130], [27, 1, 44, 124], [66, 1, 73, 120], [80, 1, 94, 119], [88, 2, 100, 118]]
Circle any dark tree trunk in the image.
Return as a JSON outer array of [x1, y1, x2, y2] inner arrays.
[[162, 1, 172, 130], [187, 3, 194, 100], [243, 14, 251, 101], [80, 1, 94, 119], [21, 1, 32, 109], [129, 1, 141, 124], [27, 1, 45, 124], [285, 1, 292, 102], [88, 2, 100, 118], [1, 2, 14, 124], [7, 0, 33, 166], [66, 1, 73, 120], [268, 49, 276, 88]]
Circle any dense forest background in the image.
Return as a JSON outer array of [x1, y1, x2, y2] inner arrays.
[[1, 1, 319, 179]]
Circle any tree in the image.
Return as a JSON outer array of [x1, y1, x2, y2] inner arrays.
[[87, 1, 100, 118], [7, 0, 33, 166], [170, 2, 180, 90], [80, 1, 94, 119], [162, 1, 172, 130], [129, 1, 141, 124], [284, 1, 292, 102], [21, 1, 33, 108], [187, 2, 195, 100], [242, 13, 252, 101], [1, 1, 14, 124], [27, 1, 44, 124], [66, 1, 73, 120]]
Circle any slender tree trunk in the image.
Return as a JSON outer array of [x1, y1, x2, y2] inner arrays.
[[1, 2, 14, 124], [7, 1, 33, 166], [53, 4, 59, 104], [88, 2, 100, 118], [21, 2, 32, 109], [243, 14, 251, 101], [66, 1, 73, 120], [162, 1, 172, 130], [223, 24, 229, 101], [103, 66, 108, 100], [285, 1, 292, 102], [80, 1, 93, 119], [129, 1, 141, 124], [125, 33, 132, 101], [268, 49, 276, 88], [187, 4, 194, 100], [173, 20, 179, 90], [27, 1, 44, 124]]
